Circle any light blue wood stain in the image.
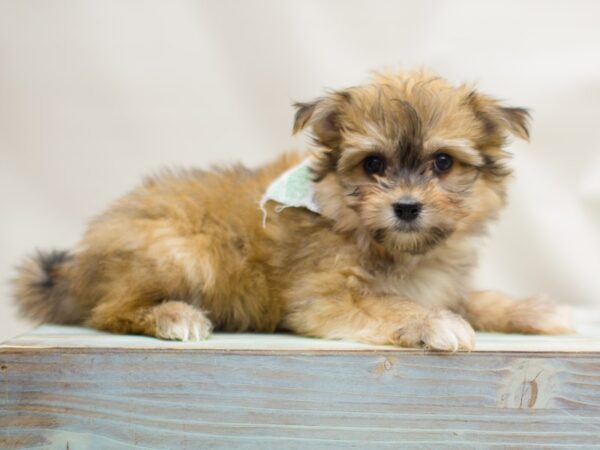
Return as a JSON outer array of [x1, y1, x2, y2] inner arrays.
[[1, 321, 600, 449]]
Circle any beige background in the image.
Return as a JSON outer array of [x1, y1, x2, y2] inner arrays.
[[1, 0, 599, 342]]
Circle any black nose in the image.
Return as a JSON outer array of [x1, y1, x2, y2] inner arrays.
[[393, 201, 422, 222]]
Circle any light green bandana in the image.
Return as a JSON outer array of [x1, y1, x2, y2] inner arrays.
[[259, 158, 321, 224]]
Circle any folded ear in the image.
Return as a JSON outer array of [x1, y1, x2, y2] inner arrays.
[[292, 100, 319, 134], [499, 106, 531, 141], [467, 91, 531, 141], [292, 92, 350, 150]]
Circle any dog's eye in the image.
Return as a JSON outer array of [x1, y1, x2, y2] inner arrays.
[[433, 153, 453, 173], [363, 155, 386, 175]]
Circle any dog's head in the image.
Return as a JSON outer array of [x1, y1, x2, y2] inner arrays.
[[294, 70, 530, 255]]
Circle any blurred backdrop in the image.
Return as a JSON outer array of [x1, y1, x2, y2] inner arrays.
[[1, 0, 599, 341]]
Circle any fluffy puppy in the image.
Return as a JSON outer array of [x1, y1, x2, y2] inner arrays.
[[13, 70, 572, 351]]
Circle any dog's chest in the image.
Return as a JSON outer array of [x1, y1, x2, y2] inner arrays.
[[369, 255, 470, 309]]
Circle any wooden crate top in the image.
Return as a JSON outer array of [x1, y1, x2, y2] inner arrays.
[[2, 306, 599, 354], [2, 309, 600, 448]]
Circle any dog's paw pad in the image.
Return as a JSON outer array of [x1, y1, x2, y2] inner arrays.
[[152, 301, 213, 341]]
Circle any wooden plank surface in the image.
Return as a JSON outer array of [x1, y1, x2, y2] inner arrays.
[[3, 304, 600, 353], [2, 324, 600, 352], [2, 313, 600, 449]]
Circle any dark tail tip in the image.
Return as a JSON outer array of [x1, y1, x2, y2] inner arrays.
[[12, 250, 81, 324]]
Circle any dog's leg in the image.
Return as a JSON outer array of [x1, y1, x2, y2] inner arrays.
[[71, 219, 221, 340], [87, 299, 213, 341], [283, 295, 475, 351], [459, 290, 573, 334]]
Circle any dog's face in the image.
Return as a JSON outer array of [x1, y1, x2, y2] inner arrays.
[[294, 71, 530, 254]]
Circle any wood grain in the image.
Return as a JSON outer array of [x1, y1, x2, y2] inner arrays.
[[2, 324, 600, 449]]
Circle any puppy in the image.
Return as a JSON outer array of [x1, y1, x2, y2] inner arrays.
[[13, 70, 573, 351]]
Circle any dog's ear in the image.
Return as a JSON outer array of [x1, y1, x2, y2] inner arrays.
[[498, 106, 531, 141], [292, 100, 319, 134], [293, 93, 350, 180], [292, 92, 350, 150], [467, 91, 531, 141]]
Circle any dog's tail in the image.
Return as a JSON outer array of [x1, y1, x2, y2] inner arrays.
[[12, 250, 83, 324]]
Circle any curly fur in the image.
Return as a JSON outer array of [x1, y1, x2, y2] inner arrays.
[[13, 70, 572, 350]]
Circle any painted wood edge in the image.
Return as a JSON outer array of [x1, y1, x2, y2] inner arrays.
[[1, 346, 599, 357]]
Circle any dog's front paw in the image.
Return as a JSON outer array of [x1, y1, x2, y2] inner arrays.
[[509, 296, 574, 335], [394, 310, 475, 352], [151, 301, 213, 341]]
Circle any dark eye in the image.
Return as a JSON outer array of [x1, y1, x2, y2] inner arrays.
[[363, 155, 386, 175], [433, 153, 453, 173]]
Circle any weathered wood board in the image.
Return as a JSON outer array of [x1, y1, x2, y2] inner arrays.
[[2, 317, 600, 449]]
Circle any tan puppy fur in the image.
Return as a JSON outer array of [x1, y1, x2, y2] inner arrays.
[[13, 70, 573, 351]]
